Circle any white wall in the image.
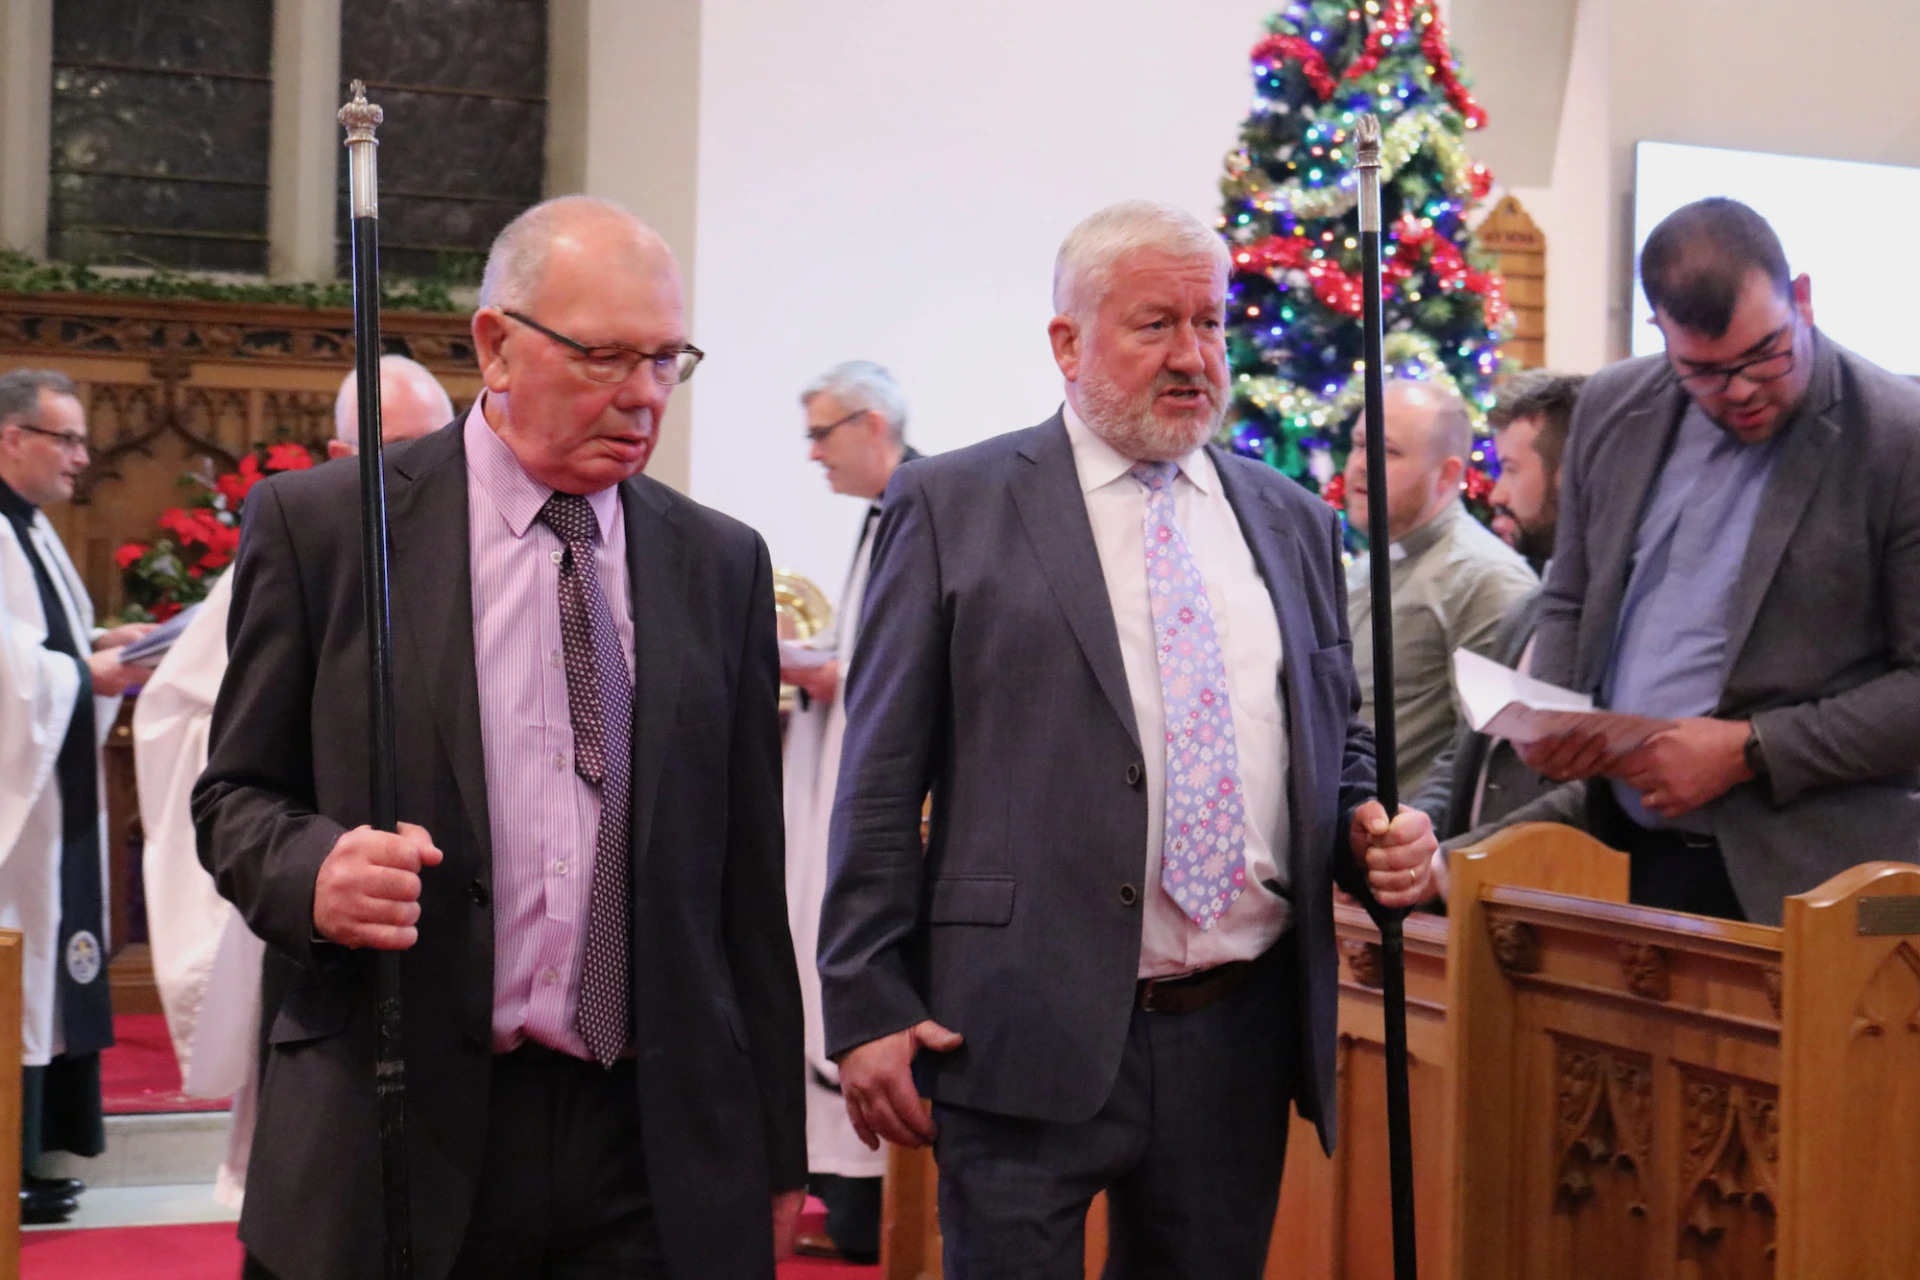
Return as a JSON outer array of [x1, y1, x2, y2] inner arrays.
[[688, 0, 1278, 598]]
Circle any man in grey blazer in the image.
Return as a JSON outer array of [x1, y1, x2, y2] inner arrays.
[[1523, 197, 1920, 924], [817, 201, 1437, 1279]]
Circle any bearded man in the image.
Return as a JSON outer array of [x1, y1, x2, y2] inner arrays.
[[815, 200, 1437, 1279]]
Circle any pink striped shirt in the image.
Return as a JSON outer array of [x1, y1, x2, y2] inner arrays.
[[464, 400, 634, 1059]]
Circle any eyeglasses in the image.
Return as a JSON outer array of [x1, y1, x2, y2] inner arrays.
[[9, 422, 89, 454], [805, 409, 869, 445], [501, 310, 705, 386], [1671, 320, 1798, 396]]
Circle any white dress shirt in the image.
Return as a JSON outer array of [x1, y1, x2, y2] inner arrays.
[[1063, 405, 1292, 979]]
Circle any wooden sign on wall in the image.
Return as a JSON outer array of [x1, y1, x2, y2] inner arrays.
[[1479, 195, 1547, 369]]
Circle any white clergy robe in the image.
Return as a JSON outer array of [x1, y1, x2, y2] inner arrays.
[[782, 509, 887, 1179], [0, 508, 118, 1066], [133, 568, 259, 1206]]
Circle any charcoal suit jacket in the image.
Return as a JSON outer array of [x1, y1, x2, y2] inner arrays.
[[817, 412, 1379, 1152], [1535, 336, 1920, 923], [193, 421, 805, 1280]]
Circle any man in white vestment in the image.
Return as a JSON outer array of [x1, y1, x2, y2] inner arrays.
[[0, 369, 156, 1225], [134, 356, 452, 1207], [780, 361, 916, 1265]]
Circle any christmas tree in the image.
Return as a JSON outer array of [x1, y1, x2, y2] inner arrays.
[[1218, 0, 1510, 518]]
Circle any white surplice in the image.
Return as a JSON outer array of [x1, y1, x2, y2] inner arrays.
[[132, 569, 261, 1207], [782, 511, 887, 1179], [0, 511, 118, 1066]]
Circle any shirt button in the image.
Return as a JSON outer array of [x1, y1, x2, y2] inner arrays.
[[542, 967, 559, 986], [554, 754, 565, 772], [553, 860, 568, 876], [550, 650, 562, 668], [550, 549, 564, 565], [1119, 883, 1139, 906]]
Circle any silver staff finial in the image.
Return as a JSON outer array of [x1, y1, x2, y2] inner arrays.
[[1356, 113, 1382, 170], [339, 80, 384, 144]]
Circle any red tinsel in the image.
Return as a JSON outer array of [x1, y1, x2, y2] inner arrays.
[[1341, 0, 1416, 84], [1250, 34, 1335, 99], [1419, 7, 1488, 128]]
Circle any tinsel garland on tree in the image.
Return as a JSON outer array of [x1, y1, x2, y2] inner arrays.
[[1217, 0, 1511, 522]]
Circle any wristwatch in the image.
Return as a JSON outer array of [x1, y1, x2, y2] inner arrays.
[[1742, 723, 1769, 780]]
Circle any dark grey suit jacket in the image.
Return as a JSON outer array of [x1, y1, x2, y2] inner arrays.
[[193, 423, 805, 1280], [1534, 335, 1920, 923], [816, 414, 1378, 1152], [1410, 588, 1561, 839]]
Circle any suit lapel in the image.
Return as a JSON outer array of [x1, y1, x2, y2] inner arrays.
[[1008, 417, 1140, 749], [1211, 452, 1323, 813], [1721, 352, 1842, 687], [620, 477, 690, 873], [388, 426, 492, 865]]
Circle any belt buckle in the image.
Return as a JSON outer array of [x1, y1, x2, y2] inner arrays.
[[1137, 977, 1163, 1013]]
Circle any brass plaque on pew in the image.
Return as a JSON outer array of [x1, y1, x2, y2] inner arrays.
[[1857, 894, 1920, 935]]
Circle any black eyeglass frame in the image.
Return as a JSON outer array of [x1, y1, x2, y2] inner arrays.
[[7, 421, 89, 452], [804, 409, 871, 445], [500, 309, 705, 386], [1669, 318, 1799, 396]]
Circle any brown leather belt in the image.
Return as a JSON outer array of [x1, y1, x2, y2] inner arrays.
[[1134, 958, 1256, 1015]]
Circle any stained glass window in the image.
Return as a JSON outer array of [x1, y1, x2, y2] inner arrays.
[[337, 0, 548, 281], [47, 0, 275, 273]]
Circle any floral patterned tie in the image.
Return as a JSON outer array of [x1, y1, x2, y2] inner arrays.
[[538, 493, 634, 1066], [1133, 462, 1246, 930]]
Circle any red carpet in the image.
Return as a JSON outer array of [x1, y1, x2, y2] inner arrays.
[[100, 1013, 229, 1115], [25, 1206, 880, 1278]]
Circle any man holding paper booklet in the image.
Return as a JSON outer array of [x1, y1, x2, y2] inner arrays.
[[1509, 198, 1920, 924]]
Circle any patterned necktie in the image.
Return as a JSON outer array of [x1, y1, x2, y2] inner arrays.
[[538, 493, 634, 1066], [1132, 462, 1247, 930]]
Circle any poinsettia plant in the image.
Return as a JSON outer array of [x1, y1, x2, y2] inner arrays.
[[115, 442, 320, 621]]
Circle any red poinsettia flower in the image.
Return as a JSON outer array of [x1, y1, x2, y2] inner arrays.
[[151, 600, 182, 622], [114, 543, 149, 570], [264, 443, 316, 472], [1321, 472, 1348, 512]]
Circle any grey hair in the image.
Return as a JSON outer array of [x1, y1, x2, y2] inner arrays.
[[1052, 200, 1231, 319], [800, 360, 908, 442], [1385, 377, 1473, 465], [0, 369, 80, 429], [333, 354, 456, 445], [478, 194, 660, 312]]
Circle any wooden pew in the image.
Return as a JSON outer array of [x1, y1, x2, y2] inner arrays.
[[882, 828, 1920, 1280], [1451, 829, 1920, 1280]]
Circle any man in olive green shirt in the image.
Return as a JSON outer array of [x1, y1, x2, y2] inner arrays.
[[1345, 380, 1538, 799]]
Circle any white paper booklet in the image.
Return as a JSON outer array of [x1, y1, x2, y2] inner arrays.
[[1451, 648, 1672, 754], [777, 639, 836, 671]]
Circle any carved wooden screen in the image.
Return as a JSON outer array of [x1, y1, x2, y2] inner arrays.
[[0, 291, 482, 620]]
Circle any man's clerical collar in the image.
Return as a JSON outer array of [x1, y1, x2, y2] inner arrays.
[[0, 474, 36, 522]]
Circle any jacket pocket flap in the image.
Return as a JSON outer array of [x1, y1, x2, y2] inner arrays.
[[268, 982, 350, 1046], [928, 876, 1016, 926], [1308, 642, 1352, 679]]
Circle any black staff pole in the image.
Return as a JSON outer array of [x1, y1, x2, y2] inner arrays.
[[340, 80, 411, 1280], [1355, 112, 1419, 1280]]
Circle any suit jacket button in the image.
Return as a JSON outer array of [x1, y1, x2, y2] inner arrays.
[[469, 879, 490, 907], [1125, 763, 1143, 787], [462, 1031, 485, 1056], [1119, 883, 1139, 906]]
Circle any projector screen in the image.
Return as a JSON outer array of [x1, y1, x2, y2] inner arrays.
[[1631, 141, 1920, 375]]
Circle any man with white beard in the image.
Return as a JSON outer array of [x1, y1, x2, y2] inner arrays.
[[133, 356, 451, 1207], [817, 201, 1436, 1278]]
